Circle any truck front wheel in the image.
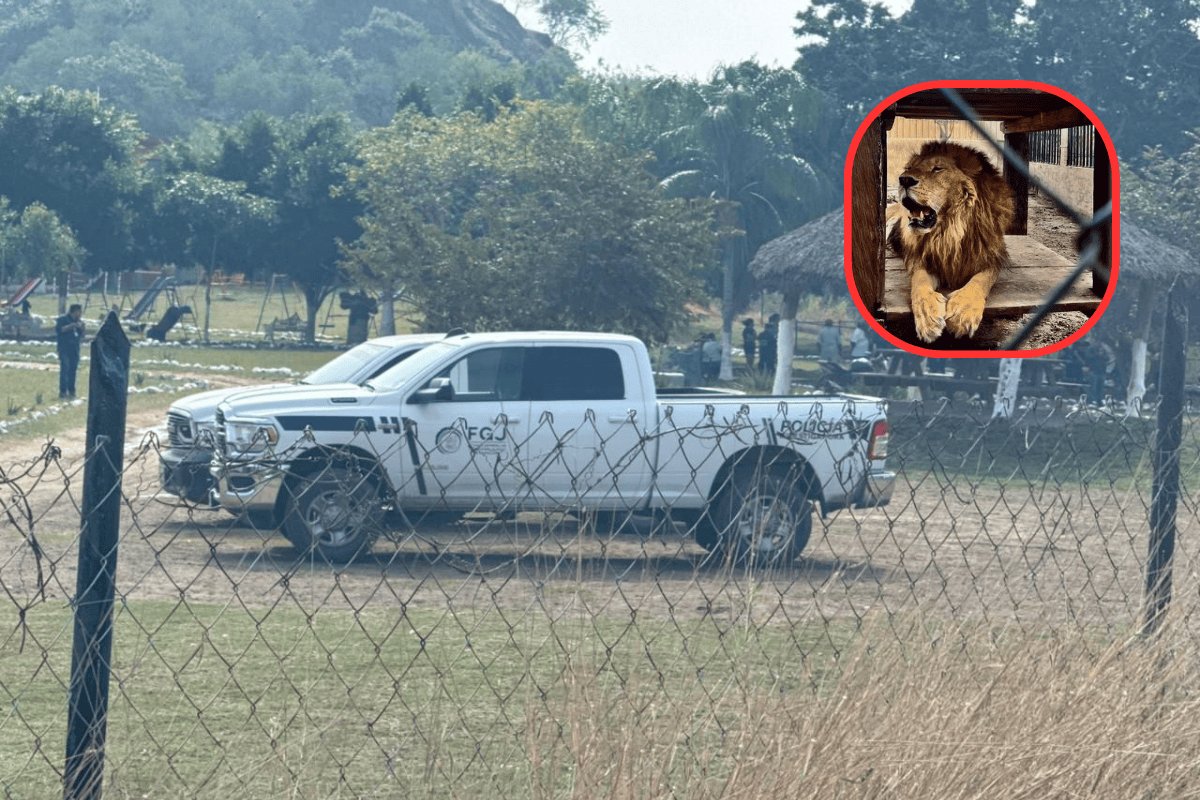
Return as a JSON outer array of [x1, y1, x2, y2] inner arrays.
[[283, 466, 381, 562], [709, 471, 813, 567]]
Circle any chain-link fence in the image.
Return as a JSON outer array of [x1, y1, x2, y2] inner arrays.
[[6, 362, 1200, 797]]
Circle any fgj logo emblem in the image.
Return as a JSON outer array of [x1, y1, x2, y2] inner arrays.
[[435, 426, 464, 454]]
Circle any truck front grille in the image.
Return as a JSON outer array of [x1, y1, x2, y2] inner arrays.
[[215, 409, 226, 453]]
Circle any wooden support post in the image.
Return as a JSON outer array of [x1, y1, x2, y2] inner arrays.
[[852, 115, 887, 312], [1092, 127, 1112, 298], [1003, 131, 1029, 235], [64, 312, 130, 800], [1144, 289, 1186, 636]]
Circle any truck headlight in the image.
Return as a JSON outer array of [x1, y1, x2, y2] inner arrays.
[[225, 419, 279, 453]]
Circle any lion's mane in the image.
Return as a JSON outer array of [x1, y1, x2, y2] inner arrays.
[[887, 141, 1014, 291]]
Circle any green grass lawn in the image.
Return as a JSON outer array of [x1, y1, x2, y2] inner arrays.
[[0, 283, 415, 439], [0, 596, 850, 798]]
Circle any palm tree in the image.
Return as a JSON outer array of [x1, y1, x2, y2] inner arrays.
[[659, 63, 835, 380]]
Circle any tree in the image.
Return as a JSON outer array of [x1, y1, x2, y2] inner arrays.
[[0, 197, 19, 284], [52, 41, 196, 138], [794, 0, 1200, 161], [500, 0, 609, 52], [204, 113, 364, 343], [658, 64, 836, 379], [1, 0, 570, 134], [345, 103, 717, 342], [151, 172, 276, 341], [0, 86, 142, 273], [7, 202, 86, 313]]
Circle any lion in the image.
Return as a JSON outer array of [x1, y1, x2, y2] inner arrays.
[[886, 141, 1014, 343]]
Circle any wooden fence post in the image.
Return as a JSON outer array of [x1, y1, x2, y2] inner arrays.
[[64, 312, 130, 800], [1144, 289, 1187, 636]]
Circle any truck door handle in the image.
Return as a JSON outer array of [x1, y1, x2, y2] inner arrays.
[[491, 416, 520, 425], [608, 410, 637, 424]]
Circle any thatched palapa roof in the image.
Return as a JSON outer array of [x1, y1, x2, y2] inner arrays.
[[748, 206, 845, 293], [749, 210, 1200, 292], [1119, 219, 1200, 282]]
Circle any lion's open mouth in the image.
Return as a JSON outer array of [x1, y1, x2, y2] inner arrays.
[[902, 197, 937, 230]]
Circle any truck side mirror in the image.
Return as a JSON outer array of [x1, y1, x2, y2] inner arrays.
[[410, 376, 455, 404]]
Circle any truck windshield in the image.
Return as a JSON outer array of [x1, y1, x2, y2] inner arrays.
[[301, 341, 391, 385], [366, 341, 459, 392]]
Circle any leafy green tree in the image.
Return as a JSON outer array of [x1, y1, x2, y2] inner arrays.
[[1124, 133, 1200, 258], [212, 47, 354, 122], [205, 112, 364, 343], [0, 197, 19, 284], [793, 0, 1200, 160], [536, 0, 609, 52], [1, 0, 569, 134], [9, 202, 87, 313], [151, 172, 276, 340], [0, 86, 142, 273], [52, 41, 196, 137], [346, 104, 716, 342]]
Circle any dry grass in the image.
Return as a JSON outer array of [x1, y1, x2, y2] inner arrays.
[[526, 614, 1200, 799]]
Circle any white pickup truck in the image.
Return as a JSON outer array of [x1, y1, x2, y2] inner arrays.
[[160, 333, 447, 505], [211, 331, 895, 565]]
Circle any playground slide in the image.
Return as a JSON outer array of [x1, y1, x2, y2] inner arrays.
[[2, 277, 42, 308], [124, 276, 173, 321], [146, 305, 191, 342]]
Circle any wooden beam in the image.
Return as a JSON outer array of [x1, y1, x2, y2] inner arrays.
[[881, 236, 1100, 321], [1001, 106, 1090, 134]]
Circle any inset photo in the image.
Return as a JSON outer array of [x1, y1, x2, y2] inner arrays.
[[846, 81, 1117, 355]]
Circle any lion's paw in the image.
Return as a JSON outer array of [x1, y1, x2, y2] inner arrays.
[[944, 286, 986, 338], [911, 289, 946, 343]]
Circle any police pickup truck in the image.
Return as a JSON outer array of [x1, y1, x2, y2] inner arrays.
[[211, 331, 895, 565], [160, 333, 446, 505]]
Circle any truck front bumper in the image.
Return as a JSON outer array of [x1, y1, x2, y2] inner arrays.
[[212, 458, 285, 518], [160, 447, 217, 504]]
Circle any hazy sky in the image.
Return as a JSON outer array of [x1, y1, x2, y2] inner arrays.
[[515, 0, 913, 80]]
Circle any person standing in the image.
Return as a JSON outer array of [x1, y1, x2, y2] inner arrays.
[[849, 320, 873, 371], [817, 319, 841, 362], [741, 318, 757, 370], [56, 303, 85, 399], [758, 317, 778, 374], [700, 332, 721, 381]]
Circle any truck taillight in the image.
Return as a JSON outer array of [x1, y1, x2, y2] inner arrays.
[[868, 420, 889, 460]]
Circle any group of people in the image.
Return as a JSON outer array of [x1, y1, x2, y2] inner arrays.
[[817, 319, 875, 370], [741, 316, 778, 374], [698, 316, 879, 381]]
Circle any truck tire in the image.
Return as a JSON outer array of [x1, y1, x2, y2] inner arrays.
[[283, 465, 381, 562], [709, 470, 813, 567]]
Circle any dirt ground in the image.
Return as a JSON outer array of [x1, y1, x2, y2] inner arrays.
[[0, 383, 1159, 634]]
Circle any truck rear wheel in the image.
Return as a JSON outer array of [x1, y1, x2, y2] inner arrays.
[[283, 465, 381, 562], [709, 471, 813, 567]]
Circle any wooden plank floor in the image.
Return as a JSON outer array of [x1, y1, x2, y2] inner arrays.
[[881, 235, 1101, 322]]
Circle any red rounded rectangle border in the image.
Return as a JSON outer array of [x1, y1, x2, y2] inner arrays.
[[844, 79, 1119, 359]]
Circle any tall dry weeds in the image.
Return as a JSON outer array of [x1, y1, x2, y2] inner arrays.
[[527, 615, 1200, 799]]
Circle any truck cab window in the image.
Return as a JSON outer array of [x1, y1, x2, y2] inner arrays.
[[429, 347, 525, 402], [522, 347, 625, 401]]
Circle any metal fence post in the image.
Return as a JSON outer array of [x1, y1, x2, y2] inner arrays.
[[1144, 288, 1187, 636], [64, 313, 130, 800]]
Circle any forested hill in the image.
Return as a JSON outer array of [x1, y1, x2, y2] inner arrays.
[[0, 0, 571, 136]]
